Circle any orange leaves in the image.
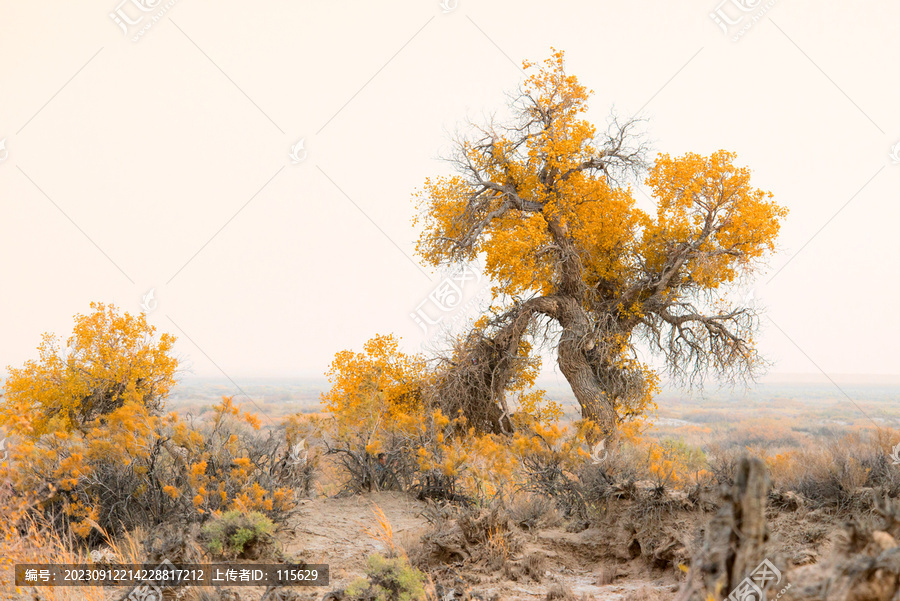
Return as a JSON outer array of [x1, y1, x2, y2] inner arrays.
[[413, 49, 786, 303], [0, 302, 303, 542], [417, 418, 470, 478], [640, 435, 712, 488], [322, 334, 427, 443], [243, 413, 261, 430], [0, 302, 177, 439], [418, 51, 765, 308], [522, 48, 592, 130], [516, 389, 562, 425], [69, 504, 100, 539], [414, 50, 615, 301], [414, 412, 518, 498], [513, 420, 590, 473], [213, 396, 262, 430], [189, 461, 208, 482], [567, 182, 643, 289], [483, 212, 556, 296], [163, 397, 295, 520], [410, 49, 788, 435], [231, 482, 274, 514], [414, 175, 477, 264], [643, 150, 787, 287]]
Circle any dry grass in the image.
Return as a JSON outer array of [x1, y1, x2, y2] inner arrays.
[[508, 494, 562, 531], [621, 584, 675, 601], [363, 503, 398, 557], [523, 552, 546, 582], [766, 429, 900, 512], [0, 510, 146, 600], [4, 383, 899, 600], [545, 582, 579, 600], [397, 525, 429, 562]]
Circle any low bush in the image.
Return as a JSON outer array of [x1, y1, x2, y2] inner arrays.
[[765, 430, 900, 512], [345, 553, 431, 601], [200, 510, 275, 559], [415, 499, 520, 571], [4, 395, 306, 542], [508, 494, 560, 531], [0, 304, 312, 543]]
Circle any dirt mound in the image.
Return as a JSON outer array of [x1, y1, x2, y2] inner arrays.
[[282, 492, 677, 600]]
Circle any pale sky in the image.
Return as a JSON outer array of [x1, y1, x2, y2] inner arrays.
[[1, 0, 898, 384]]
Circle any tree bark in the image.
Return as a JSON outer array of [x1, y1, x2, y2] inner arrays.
[[518, 295, 621, 440], [549, 296, 619, 441], [557, 334, 618, 440], [434, 294, 622, 439]]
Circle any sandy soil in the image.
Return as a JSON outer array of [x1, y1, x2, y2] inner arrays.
[[282, 492, 679, 600]]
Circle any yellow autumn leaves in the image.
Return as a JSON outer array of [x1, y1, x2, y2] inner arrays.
[[644, 150, 788, 288], [0, 302, 177, 439], [0, 304, 295, 541], [414, 52, 786, 304]]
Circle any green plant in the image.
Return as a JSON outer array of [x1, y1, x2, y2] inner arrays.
[[200, 510, 274, 559], [345, 553, 429, 601]]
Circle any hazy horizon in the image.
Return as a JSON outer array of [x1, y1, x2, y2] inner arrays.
[[168, 372, 900, 386]]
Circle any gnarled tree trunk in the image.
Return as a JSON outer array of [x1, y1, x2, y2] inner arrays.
[[431, 294, 627, 439], [557, 334, 618, 440]]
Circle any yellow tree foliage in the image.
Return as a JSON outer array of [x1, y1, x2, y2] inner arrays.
[[0, 302, 177, 438], [322, 334, 427, 446], [643, 150, 786, 287], [0, 303, 178, 537], [415, 51, 642, 299], [413, 49, 788, 438], [0, 305, 299, 539]]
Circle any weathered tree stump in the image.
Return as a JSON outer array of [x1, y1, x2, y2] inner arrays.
[[676, 456, 771, 601]]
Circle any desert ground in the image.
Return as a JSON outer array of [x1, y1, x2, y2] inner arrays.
[[6, 377, 896, 601]]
